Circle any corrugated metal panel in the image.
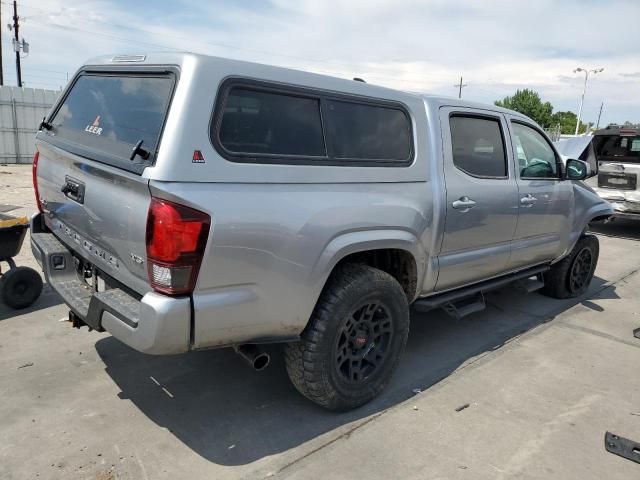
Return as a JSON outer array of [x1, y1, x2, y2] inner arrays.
[[0, 85, 60, 164]]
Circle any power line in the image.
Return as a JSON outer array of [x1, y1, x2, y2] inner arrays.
[[11, 1, 578, 102], [23, 69, 67, 78], [22, 84, 62, 90], [12, 16, 531, 97], [23, 66, 67, 74], [25, 17, 408, 86], [14, 1, 377, 71], [20, 78, 62, 87], [10, 16, 458, 90], [8, 1, 538, 95], [28, 18, 185, 52], [22, 72, 66, 81]]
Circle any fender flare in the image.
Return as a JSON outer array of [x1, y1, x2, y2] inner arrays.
[[310, 228, 427, 297], [556, 202, 613, 264]]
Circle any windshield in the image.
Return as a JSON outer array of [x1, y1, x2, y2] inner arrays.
[[594, 135, 640, 163], [47, 73, 175, 168]]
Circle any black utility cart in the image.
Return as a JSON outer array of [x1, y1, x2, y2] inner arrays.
[[0, 205, 42, 309]]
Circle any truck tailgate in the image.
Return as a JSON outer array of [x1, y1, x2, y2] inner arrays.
[[35, 140, 151, 295]]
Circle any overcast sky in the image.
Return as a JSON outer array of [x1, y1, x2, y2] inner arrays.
[[1, 0, 638, 126]]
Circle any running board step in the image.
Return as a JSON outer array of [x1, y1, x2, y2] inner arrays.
[[442, 293, 486, 320], [513, 274, 545, 294], [413, 265, 550, 314], [605, 431, 640, 464]]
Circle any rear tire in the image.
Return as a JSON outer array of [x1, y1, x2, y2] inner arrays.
[[0, 266, 43, 309], [541, 234, 599, 299], [285, 264, 410, 411]]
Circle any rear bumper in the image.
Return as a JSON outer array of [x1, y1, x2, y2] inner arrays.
[[591, 186, 640, 218], [30, 220, 191, 355]]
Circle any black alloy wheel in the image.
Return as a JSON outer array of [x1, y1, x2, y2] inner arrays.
[[334, 302, 394, 384]]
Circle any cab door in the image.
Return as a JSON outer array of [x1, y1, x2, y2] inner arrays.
[[435, 108, 519, 291], [505, 117, 573, 268]]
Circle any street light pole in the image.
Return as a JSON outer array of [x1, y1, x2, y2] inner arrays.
[[574, 67, 603, 135]]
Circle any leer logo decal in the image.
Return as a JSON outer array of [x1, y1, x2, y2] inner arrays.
[[85, 115, 103, 136], [192, 150, 205, 163]]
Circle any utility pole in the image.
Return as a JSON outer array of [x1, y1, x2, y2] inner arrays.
[[573, 67, 603, 135], [0, 1, 4, 85], [595, 102, 603, 131], [454, 76, 468, 99], [12, 0, 21, 87]]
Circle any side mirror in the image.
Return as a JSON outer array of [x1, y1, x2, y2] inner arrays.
[[565, 158, 591, 180]]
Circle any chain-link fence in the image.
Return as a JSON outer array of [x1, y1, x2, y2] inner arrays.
[[544, 124, 562, 142]]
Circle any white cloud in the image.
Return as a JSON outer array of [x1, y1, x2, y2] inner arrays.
[[3, 0, 639, 124]]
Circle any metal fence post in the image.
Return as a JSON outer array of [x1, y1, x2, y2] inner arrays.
[[11, 97, 20, 163]]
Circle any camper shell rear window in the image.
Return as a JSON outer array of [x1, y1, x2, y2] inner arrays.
[[42, 70, 176, 174], [594, 134, 640, 163], [211, 79, 414, 167]]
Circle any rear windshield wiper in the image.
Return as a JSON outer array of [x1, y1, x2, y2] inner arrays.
[[39, 117, 53, 131], [130, 139, 151, 161]]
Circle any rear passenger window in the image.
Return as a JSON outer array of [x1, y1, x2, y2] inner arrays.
[[219, 88, 325, 157], [450, 116, 507, 177], [324, 100, 412, 161]]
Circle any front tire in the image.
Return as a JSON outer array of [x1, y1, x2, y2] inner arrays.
[[542, 234, 599, 299], [285, 264, 410, 411]]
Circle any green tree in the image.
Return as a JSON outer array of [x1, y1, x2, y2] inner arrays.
[[550, 111, 589, 134], [494, 89, 553, 127]]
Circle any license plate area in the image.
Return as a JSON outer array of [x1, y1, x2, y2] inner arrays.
[[598, 172, 637, 190]]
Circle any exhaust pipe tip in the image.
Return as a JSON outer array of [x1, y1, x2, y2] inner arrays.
[[252, 352, 270, 371], [235, 344, 270, 371]]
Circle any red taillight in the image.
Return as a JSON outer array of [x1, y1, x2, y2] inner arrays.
[[145, 198, 210, 295], [32, 150, 43, 213]]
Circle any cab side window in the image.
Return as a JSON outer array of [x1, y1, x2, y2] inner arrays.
[[512, 122, 559, 179], [449, 115, 507, 178]]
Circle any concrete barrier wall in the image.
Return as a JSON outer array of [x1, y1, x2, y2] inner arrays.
[[0, 86, 59, 164]]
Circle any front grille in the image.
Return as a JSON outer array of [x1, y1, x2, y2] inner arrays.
[[598, 173, 637, 190]]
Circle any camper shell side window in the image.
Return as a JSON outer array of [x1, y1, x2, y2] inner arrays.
[[210, 78, 414, 167]]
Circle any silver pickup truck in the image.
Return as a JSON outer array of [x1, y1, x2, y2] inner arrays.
[[30, 53, 612, 410]]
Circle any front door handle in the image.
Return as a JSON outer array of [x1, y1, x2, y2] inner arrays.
[[452, 196, 477, 211], [520, 194, 537, 206]]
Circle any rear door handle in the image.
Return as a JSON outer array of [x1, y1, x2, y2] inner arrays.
[[520, 194, 537, 206], [452, 196, 477, 210]]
